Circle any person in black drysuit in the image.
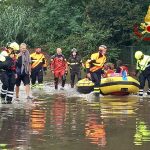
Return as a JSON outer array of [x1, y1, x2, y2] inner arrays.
[[0, 43, 18, 104], [68, 48, 83, 88]]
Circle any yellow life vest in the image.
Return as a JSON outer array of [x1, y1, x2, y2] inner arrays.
[[86, 53, 106, 72], [30, 52, 47, 69], [136, 55, 150, 71]]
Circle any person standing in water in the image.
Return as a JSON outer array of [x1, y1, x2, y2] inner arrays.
[[30, 47, 47, 88], [68, 48, 83, 88], [85, 45, 107, 97], [134, 51, 150, 96], [0, 42, 19, 104], [50, 48, 68, 90], [15, 43, 32, 99]]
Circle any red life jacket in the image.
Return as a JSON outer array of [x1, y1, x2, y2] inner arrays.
[[8, 56, 17, 71], [105, 69, 115, 77], [120, 66, 128, 74]]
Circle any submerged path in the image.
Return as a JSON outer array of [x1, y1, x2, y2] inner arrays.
[[0, 82, 150, 150]]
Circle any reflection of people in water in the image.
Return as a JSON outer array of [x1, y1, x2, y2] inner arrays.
[[0, 108, 13, 149], [30, 109, 46, 134], [51, 95, 66, 136], [85, 113, 106, 147], [134, 119, 150, 145], [0, 108, 30, 149]]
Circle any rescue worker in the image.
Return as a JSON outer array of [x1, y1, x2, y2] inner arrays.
[[68, 48, 83, 88], [0, 42, 19, 104], [30, 47, 47, 88], [0, 51, 7, 80], [50, 48, 68, 90], [15, 43, 32, 99], [135, 51, 150, 96], [85, 45, 107, 97]]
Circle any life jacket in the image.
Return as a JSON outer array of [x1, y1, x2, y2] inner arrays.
[[105, 69, 115, 77], [9, 58, 16, 71], [50, 54, 68, 72], [86, 52, 106, 72], [136, 55, 150, 71], [5, 51, 16, 72], [30, 52, 47, 69], [120, 65, 128, 74]]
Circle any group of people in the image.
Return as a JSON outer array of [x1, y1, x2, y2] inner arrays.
[[85, 45, 150, 97], [0, 42, 47, 104], [0, 41, 150, 104], [50, 47, 83, 90], [0, 42, 85, 104]]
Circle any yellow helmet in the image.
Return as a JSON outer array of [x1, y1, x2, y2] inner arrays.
[[9, 42, 19, 51], [135, 51, 143, 60]]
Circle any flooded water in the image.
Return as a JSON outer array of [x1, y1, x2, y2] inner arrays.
[[0, 83, 150, 150]]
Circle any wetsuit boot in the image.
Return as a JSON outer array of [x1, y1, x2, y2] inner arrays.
[[147, 89, 150, 95], [54, 78, 58, 90], [139, 89, 144, 97], [71, 83, 74, 88]]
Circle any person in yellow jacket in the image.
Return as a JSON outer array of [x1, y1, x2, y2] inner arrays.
[[30, 47, 47, 88], [135, 51, 150, 96], [85, 45, 107, 97]]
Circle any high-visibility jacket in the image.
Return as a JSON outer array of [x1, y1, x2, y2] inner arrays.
[[30, 52, 47, 69], [86, 52, 106, 72], [136, 55, 150, 71]]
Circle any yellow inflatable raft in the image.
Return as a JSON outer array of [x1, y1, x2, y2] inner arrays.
[[76, 76, 140, 96]]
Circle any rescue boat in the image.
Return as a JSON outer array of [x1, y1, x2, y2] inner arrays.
[[76, 75, 140, 96]]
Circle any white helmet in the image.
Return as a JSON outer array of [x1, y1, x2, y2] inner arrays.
[[0, 54, 6, 62], [1, 51, 8, 57], [9, 42, 19, 51]]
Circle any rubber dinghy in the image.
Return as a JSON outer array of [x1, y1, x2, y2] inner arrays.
[[76, 75, 140, 96]]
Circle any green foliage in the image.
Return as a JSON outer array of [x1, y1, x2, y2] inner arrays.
[[0, 0, 149, 61], [0, 5, 31, 45]]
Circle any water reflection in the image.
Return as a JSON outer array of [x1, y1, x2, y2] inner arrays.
[[0, 107, 31, 150], [134, 118, 150, 145], [1, 89, 150, 150], [100, 96, 139, 118], [51, 94, 66, 137], [30, 109, 46, 134], [85, 112, 106, 147]]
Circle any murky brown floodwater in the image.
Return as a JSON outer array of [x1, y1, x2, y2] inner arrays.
[[0, 83, 150, 150]]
